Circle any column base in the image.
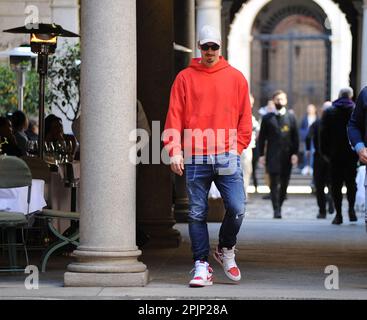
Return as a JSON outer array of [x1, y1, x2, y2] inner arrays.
[[142, 232, 181, 249], [174, 209, 189, 223], [63, 248, 149, 287], [139, 220, 182, 248], [174, 199, 189, 222], [64, 270, 149, 287]]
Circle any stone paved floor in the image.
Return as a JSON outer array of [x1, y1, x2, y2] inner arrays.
[[0, 193, 367, 300]]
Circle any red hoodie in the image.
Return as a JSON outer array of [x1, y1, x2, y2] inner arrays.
[[163, 57, 252, 157]]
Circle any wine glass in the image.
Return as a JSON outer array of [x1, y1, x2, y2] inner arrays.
[[53, 142, 62, 165], [54, 140, 68, 164], [65, 139, 74, 163], [44, 141, 55, 164]]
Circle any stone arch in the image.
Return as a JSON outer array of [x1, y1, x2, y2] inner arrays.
[[228, 0, 352, 100], [257, 4, 329, 34]]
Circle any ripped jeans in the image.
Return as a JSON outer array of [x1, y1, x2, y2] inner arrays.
[[185, 153, 246, 261]]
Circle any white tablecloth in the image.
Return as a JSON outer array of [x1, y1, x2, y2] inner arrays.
[[0, 179, 47, 215]]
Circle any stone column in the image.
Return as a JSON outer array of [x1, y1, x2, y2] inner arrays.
[[361, 0, 367, 88], [64, 0, 148, 287], [173, 0, 195, 222], [196, 0, 222, 56], [136, 0, 181, 248]]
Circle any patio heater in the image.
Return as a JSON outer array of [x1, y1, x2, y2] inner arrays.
[[3, 23, 79, 159], [0, 46, 37, 111]]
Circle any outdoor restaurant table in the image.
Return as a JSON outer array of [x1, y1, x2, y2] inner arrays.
[[0, 179, 47, 215]]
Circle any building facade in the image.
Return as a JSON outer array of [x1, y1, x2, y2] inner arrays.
[[0, 0, 366, 286]]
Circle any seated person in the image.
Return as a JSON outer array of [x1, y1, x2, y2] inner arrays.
[[0, 116, 22, 157], [25, 117, 39, 141], [11, 110, 29, 156], [44, 114, 78, 158]]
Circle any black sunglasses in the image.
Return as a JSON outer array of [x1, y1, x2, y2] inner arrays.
[[200, 43, 220, 51]]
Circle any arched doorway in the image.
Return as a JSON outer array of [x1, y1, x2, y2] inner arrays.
[[228, 0, 352, 105], [251, 6, 331, 119]]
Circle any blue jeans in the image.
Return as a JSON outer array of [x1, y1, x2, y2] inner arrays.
[[185, 153, 246, 261]]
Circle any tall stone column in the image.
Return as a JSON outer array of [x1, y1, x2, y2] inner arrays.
[[64, 0, 148, 287], [136, 0, 181, 248], [361, 0, 367, 88], [196, 0, 222, 56], [173, 0, 195, 222]]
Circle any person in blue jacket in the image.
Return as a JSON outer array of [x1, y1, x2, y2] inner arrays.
[[347, 86, 367, 229]]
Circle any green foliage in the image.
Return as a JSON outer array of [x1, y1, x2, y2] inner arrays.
[[24, 67, 40, 116], [0, 42, 80, 120], [0, 65, 17, 114], [47, 41, 80, 121], [0, 63, 41, 117]]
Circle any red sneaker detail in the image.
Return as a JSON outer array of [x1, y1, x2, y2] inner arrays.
[[213, 246, 241, 282], [189, 261, 214, 287]]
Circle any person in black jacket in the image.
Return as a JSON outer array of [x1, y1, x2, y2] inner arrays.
[[306, 101, 334, 219], [320, 87, 358, 225], [11, 110, 29, 156], [0, 116, 22, 157], [258, 90, 299, 218]]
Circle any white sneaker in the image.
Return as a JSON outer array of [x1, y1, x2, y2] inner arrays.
[[213, 246, 241, 281], [189, 260, 213, 287]]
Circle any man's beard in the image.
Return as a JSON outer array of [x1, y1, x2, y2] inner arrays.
[[206, 55, 215, 62]]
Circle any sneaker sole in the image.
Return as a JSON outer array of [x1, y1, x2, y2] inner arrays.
[[213, 251, 241, 282], [189, 280, 213, 287]]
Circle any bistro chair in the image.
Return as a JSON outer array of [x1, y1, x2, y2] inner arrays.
[[0, 156, 32, 272], [21, 158, 80, 272], [21, 156, 80, 272], [37, 208, 79, 272]]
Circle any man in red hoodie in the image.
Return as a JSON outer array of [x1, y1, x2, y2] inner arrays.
[[163, 25, 252, 287]]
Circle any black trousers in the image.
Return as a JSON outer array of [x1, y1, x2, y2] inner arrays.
[[269, 164, 292, 213], [251, 146, 259, 188], [329, 160, 357, 216], [313, 154, 333, 214]]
